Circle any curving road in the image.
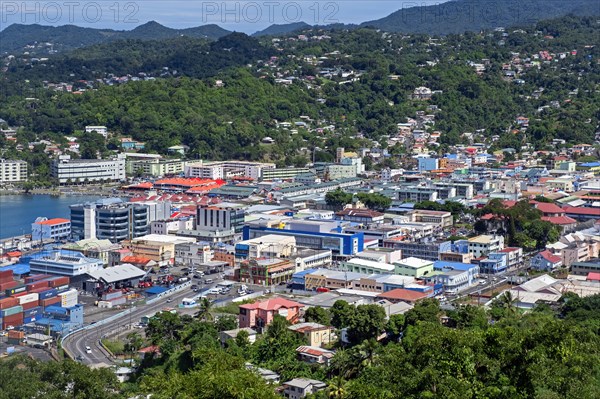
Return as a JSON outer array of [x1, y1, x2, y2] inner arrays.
[[63, 285, 196, 365]]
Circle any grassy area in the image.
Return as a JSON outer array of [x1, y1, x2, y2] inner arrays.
[[101, 339, 125, 355]]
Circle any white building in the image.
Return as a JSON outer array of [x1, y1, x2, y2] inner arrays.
[[0, 159, 27, 183], [85, 125, 108, 138], [467, 235, 505, 257], [52, 155, 125, 184], [150, 217, 194, 235], [174, 242, 214, 266], [185, 160, 275, 180]]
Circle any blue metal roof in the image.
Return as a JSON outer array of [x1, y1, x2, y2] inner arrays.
[[0, 263, 30, 275], [146, 286, 169, 295]]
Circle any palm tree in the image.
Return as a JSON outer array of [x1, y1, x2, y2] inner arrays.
[[497, 291, 517, 313], [328, 375, 349, 399], [195, 297, 214, 321], [354, 339, 379, 368]]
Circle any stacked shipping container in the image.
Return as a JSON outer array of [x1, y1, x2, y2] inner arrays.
[[0, 272, 76, 329]]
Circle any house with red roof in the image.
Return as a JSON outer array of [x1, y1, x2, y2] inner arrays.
[[31, 217, 71, 242], [239, 298, 304, 329], [563, 206, 600, 220], [531, 250, 563, 272], [541, 215, 577, 233]]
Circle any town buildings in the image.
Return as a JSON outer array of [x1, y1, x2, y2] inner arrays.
[[0, 159, 27, 183], [52, 155, 126, 184]]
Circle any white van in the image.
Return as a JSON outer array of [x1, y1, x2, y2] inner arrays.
[[206, 287, 220, 295], [204, 278, 214, 284]]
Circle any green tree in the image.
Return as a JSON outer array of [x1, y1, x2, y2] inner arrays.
[[304, 306, 331, 325], [325, 189, 353, 209]]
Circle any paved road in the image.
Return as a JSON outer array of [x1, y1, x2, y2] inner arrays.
[[63, 284, 196, 365]]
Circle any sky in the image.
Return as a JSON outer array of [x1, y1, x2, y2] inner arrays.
[[0, 1, 449, 34]]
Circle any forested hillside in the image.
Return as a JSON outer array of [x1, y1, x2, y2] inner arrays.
[[1, 293, 599, 398], [1, 16, 598, 167]]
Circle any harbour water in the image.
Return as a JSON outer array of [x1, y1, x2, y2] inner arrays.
[[0, 195, 101, 239]]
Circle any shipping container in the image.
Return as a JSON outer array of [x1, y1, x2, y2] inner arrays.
[[7, 330, 24, 339], [2, 312, 24, 329], [103, 290, 124, 300], [16, 293, 39, 305], [24, 274, 51, 283], [0, 280, 19, 291], [26, 281, 49, 291], [21, 301, 39, 311], [47, 276, 70, 287], [1, 305, 23, 317], [55, 284, 70, 293], [23, 316, 37, 324], [38, 288, 58, 300], [41, 296, 61, 307], [0, 270, 13, 282], [24, 306, 42, 317], [0, 297, 19, 310], [5, 285, 26, 296], [109, 296, 127, 306]]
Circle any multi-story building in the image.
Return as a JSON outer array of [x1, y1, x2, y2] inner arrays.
[[70, 199, 150, 243], [31, 217, 71, 242], [433, 182, 474, 199], [467, 235, 504, 257], [407, 209, 453, 228], [52, 155, 125, 184], [341, 258, 395, 275], [123, 234, 195, 266], [394, 257, 434, 278], [243, 222, 364, 257], [235, 234, 296, 262], [0, 159, 27, 183], [382, 239, 452, 261], [185, 160, 275, 180], [196, 205, 245, 236], [29, 250, 103, 279], [261, 167, 311, 181], [239, 297, 304, 329], [174, 242, 213, 267], [85, 125, 108, 138], [238, 258, 296, 286], [126, 158, 185, 177]]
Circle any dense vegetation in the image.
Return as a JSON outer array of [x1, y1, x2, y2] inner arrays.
[[0, 15, 598, 182], [361, 0, 599, 34], [0, 21, 230, 53], [4, 33, 271, 83], [3, 293, 600, 398]]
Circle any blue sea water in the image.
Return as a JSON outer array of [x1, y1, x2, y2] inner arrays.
[[0, 195, 101, 239]]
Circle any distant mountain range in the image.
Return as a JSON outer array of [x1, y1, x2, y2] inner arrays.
[[0, 21, 231, 53], [2, 0, 598, 53]]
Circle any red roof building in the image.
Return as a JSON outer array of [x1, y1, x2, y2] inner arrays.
[[239, 298, 304, 329]]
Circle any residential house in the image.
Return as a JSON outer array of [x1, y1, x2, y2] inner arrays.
[[288, 322, 336, 347], [239, 298, 304, 329], [281, 378, 327, 399], [335, 208, 385, 224], [531, 250, 563, 272], [295, 346, 335, 365]]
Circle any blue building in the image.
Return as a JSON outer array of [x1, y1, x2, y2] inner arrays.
[[33, 304, 84, 335], [478, 252, 508, 274], [431, 261, 479, 293], [418, 157, 439, 173], [290, 268, 319, 290], [31, 217, 71, 242], [242, 225, 364, 257]]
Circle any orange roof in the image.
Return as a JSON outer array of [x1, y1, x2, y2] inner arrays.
[[155, 178, 220, 188], [122, 256, 152, 264], [35, 218, 70, 225]]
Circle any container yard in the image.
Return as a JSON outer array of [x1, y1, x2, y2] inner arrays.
[[0, 270, 83, 334]]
